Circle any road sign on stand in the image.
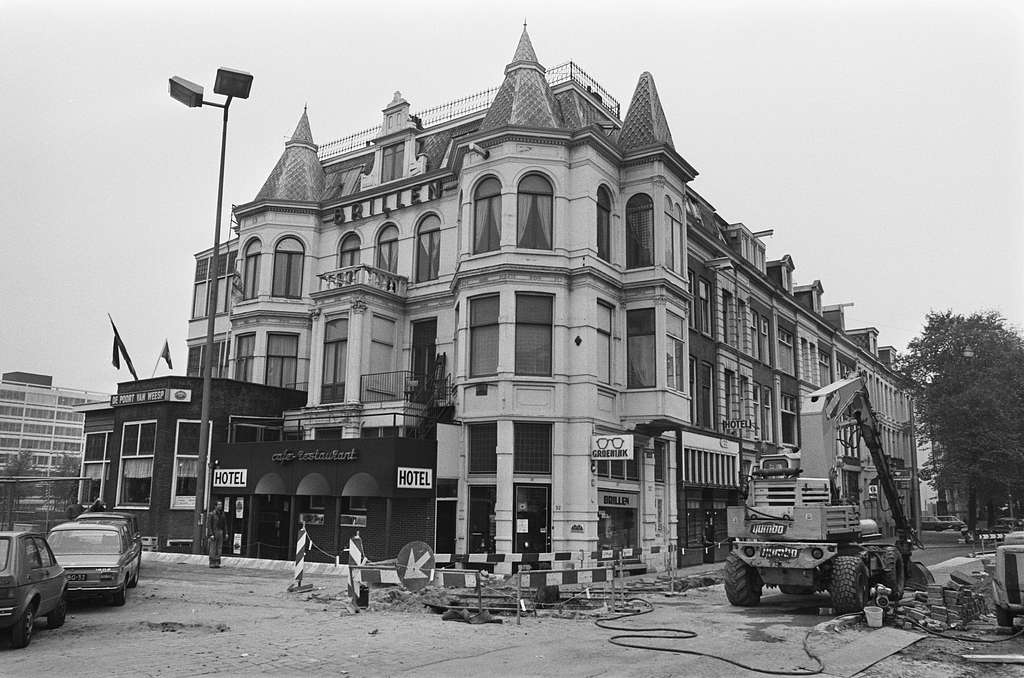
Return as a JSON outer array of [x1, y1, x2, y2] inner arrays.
[[396, 541, 435, 592]]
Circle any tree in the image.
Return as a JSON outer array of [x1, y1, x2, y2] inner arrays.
[[897, 311, 1024, 534]]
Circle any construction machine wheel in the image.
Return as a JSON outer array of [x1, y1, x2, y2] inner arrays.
[[905, 560, 934, 592], [724, 552, 762, 606], [779, 585, 815, 595], [830, 555, 870, 614]]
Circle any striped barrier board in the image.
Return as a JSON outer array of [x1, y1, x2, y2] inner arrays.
[[352, 565, 403, 586], [433, 568, 481, 588], [434, 543, 679, 566], [517, 567, 612, 589]]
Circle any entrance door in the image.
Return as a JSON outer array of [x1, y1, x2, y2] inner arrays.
[[514, 484, 550, 553], [255, 494, 289, 560]]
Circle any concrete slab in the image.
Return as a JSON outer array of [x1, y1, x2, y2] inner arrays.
[[817, 628, 923, 678]]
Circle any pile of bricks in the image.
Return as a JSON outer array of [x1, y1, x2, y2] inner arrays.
[[895, 575, 992, 631]]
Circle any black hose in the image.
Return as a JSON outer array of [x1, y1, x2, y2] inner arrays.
[[594, 598, 825, 676]]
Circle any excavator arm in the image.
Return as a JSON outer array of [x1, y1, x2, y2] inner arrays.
[[804, 376, 923, 567]]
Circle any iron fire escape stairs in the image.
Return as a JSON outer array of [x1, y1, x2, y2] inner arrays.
[[413, 353, 457, 439]]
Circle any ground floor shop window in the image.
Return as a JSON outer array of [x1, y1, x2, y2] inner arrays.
[[468, 485, 496, 553], [598, 490, 638, 550]]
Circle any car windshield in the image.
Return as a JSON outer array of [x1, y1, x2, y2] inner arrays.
[[48, 530, 121, 555], [0, 538, 9, 570]]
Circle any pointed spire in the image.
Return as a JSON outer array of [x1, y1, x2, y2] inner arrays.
[[618, 72, 674, 151], [481, 27, 561, 132], [288, 107, 315, 147], [510, 25, 539, 66], [255, 109, 325, 202]]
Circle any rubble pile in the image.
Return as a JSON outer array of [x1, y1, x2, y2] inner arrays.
[[894, 572, 993, 631]]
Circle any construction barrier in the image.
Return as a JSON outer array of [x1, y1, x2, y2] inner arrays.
[[516, 566, 612, 588], [290, 527, 308, 591]]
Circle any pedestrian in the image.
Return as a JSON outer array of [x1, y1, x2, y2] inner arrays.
[[66, 501, 84, 520], [89, 497, 106, 512], [207, 500, 226, 568]]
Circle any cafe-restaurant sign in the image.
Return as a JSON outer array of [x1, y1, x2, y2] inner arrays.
[[271, 448, 360, 464]]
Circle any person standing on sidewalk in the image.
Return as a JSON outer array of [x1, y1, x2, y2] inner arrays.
[[207, 501, 226, 568]]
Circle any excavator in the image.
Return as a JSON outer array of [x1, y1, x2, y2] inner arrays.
[[725, 375, 933, 613]]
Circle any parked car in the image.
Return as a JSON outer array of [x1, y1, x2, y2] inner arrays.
[[74, 512, 142, 588], [47, 523, 137, 606], [0, 531, 67, 649], [921, 516, 954, 531], [936, 515, 967, 531], [995, 517, 1024, 533]]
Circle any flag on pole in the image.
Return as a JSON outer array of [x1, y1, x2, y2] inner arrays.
[[160, 340, 173, 369], [109, 315, 139, 381]]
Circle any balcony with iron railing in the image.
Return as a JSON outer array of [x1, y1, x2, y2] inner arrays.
[[317, 264, 408, 297], [359, 370, 455, 406], [317, 61, 621, 162]]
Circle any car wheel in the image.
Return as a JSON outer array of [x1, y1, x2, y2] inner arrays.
[[110, 582, 127, 607], [46, 591, 68, 629], [10, 599, 37, 649]]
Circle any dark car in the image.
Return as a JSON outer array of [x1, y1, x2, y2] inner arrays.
[[47, 523, 137, 606], [920, 516, 953, 531], [0, 531, 67, 649], [74, 512, 142, 588]]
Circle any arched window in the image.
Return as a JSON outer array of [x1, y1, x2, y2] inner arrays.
[[415, 214, 441, 282], [376, 225, 399, 273], [596, 186, 611, 262], [272, 237, 304, 298], [625, 193, 653, 269], [473, 177, 501, 254], [338, 233, 360, 268], [242, 239, 261, 300], [517, 174, 552, 249]]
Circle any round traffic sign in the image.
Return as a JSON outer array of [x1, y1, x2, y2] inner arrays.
[[395, 541, 435, 591]]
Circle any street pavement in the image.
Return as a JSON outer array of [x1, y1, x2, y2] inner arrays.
[[0, 533, 998, 677]]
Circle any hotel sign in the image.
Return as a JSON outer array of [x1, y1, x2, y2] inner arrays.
[[591, 434, 633, 460], [396, 466, 433, 489], [110, 388, 192, 407], [212, 469, 247, 488]]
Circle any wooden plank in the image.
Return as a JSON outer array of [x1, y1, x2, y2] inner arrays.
[[962, 654, 1024, 664]]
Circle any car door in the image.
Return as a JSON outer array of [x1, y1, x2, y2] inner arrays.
[[21, 537, 51, 614], [32, 537, 63, 614]]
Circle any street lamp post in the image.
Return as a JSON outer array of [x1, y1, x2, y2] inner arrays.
[[169, 67, 253, 555]]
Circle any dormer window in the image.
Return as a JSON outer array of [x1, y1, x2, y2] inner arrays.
[[381, 142, 404, 183]]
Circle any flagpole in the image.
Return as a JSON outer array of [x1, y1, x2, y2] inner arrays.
[[151, 356, 161, 379]]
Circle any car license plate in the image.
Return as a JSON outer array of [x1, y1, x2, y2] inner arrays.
[[761, 546, 799, 560], [67, 573, 87, 581], [751, 523, 787, 536]]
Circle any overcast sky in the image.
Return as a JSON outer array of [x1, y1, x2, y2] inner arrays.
[[1, 0, 1021, 395]]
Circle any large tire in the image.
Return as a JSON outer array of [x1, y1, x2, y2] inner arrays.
[[779, 585, 815, 595], [882, 553, 906, 601], [830, 555, 870, 614], [995, 605, 1015, 627], [724, 552, 762, 606], [110, 582, 127, 607], [10, 599, 37, 649], [46, 592, 67, 629]]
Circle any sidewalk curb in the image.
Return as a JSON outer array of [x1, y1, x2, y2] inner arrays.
[[142, 551, 351, 576]]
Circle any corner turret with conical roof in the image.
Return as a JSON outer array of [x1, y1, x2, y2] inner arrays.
[[480, 27, 563, 132], [255, 108, 326, 202], [618, 72, 674, 151]]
